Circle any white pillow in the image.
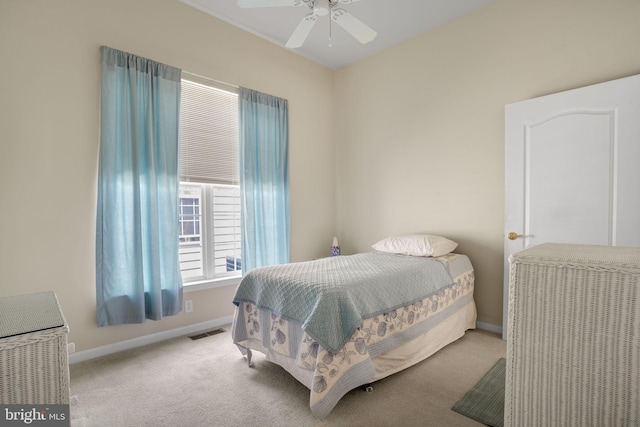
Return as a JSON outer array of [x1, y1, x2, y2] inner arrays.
[[372, 234, 458, 257]]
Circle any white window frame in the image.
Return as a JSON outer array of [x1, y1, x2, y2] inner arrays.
[[178, 72, 242, 291]]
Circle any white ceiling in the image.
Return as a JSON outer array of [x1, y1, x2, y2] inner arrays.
[[179, 0, 495, 70]]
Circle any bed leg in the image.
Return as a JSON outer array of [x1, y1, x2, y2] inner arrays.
[[246, 348, 253, 367], [364, 384, 373, 393]]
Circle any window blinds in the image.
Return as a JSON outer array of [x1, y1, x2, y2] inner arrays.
[[179, 77, 239, 185]]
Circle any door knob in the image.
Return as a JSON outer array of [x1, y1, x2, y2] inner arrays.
[[507, 232, 519, 240]]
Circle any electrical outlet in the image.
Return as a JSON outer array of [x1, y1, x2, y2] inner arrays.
[[67, 342, 75, 354], [185, 299, 193, 313]]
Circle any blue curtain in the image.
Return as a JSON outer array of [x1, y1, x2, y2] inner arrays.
[[96, 46, 183, 326], [239, 87, 290, 273]]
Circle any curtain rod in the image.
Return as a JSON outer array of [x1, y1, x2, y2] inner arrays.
[[181, 70, 239, 92]]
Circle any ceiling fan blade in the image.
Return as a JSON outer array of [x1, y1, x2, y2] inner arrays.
[[286, 13, 318, 48], [331, 8, 377, 44], [238, 0, 299, 8]]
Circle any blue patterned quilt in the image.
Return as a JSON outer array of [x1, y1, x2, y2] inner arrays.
[[232, 252, 461, 354]]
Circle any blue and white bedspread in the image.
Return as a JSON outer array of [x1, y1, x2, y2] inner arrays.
[[231, 252, 475, 418]]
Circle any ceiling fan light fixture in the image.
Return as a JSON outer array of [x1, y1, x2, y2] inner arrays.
[[314, 2, 329, 17]]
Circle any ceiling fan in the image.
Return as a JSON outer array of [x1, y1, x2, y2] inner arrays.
[[237, 0, 377, 49]]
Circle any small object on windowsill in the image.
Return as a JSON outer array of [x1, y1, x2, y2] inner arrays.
[[330, 236, 340, 257]]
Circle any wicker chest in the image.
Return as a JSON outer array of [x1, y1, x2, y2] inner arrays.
[[505, 243, 640, 427], [0, 291, 70, 404]]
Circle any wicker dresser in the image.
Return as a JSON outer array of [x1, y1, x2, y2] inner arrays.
[[0, 291, 70, 404], [505, 243, 640, 427]]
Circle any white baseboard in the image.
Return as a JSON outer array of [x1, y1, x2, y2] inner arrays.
[[475, 321, 503, 336], [69, 316, 503, 364], [69, 316, 234, 364]]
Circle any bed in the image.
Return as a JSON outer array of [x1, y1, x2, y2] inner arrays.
[[231, 240, 476, 418]]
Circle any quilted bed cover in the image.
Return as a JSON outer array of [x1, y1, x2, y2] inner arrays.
[[231, 252, 475, 418]]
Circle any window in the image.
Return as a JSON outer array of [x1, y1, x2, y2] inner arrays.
[[178, 75, 240, 285]]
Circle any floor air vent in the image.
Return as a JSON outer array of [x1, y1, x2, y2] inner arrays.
[[189, 328, 225, 340]]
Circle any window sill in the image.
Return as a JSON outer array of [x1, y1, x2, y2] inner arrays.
[[183, 275, 241, 293]]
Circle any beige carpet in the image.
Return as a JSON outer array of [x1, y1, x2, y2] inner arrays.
[[69, 327, 506, 427]]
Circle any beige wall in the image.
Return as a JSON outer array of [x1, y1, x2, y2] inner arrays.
[[2, 0, 639, 355], [334, 0, 640, 327], [0, 0, 334, 351]]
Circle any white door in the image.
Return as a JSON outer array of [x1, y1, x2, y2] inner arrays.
[[503, 74, 640, 339]]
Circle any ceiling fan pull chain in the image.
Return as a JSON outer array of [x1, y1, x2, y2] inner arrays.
[[328, 7, 333, 46]]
